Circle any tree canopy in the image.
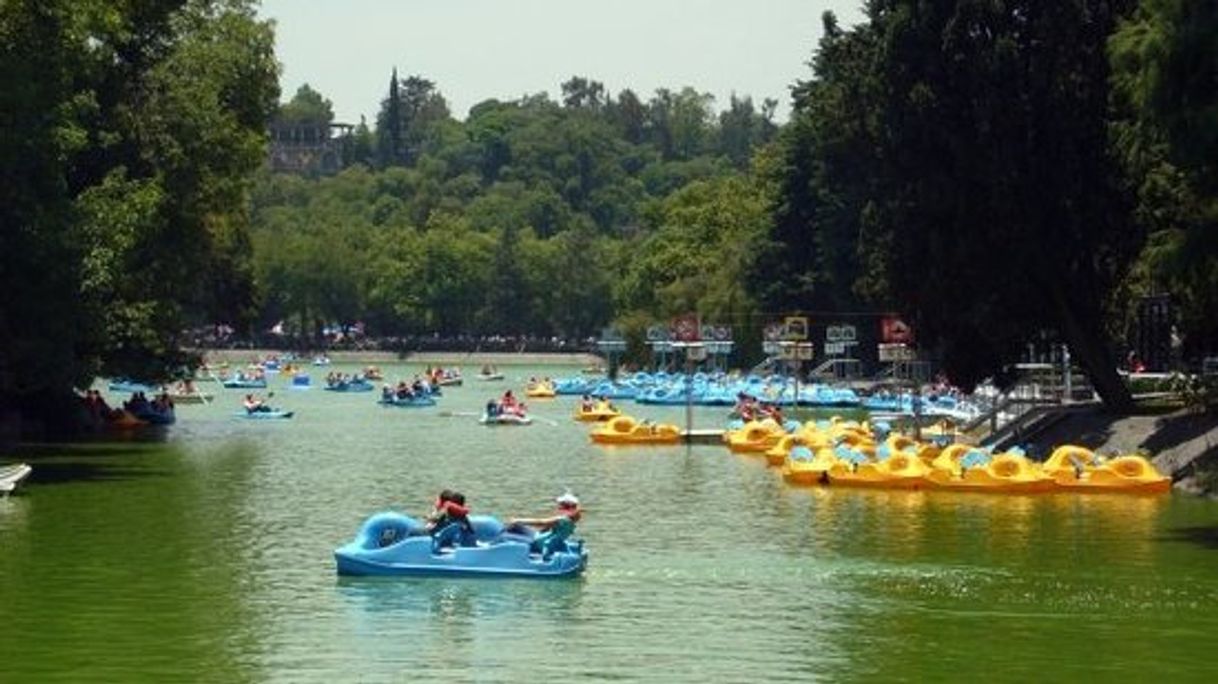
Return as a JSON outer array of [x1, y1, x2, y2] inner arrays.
[[0, 0, 278, 425]]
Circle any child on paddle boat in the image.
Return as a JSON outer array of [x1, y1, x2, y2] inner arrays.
[[427, 490, 475, 550], [508, 493, 582, 559]]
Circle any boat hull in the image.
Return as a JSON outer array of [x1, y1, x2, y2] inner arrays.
[[335, 513, 587, 579]]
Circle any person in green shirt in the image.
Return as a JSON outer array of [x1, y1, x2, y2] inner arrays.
[[508, 493, 581, 559]]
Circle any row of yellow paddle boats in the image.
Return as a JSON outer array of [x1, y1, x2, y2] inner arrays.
[[726, 418, 1170, 494]]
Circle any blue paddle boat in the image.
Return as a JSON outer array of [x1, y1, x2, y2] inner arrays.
[[234, 408, 294, 419], [223, 376, 267, 389], [131, 405, 175, 425], [378, 394, 437, 408], [324, 378, 375, 392], [109, 379, 155, 394], [334, 512, 587, 578]]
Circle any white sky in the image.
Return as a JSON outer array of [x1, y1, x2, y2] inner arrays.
[[258, 0, 865, 123]]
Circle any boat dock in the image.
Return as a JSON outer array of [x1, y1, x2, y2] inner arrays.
[[681, 429, 725, 445]]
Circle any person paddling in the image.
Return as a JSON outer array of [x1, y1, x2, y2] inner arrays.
[[508, 493, 581, 559]]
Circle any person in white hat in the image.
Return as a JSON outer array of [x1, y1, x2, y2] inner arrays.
[[507, 492, 582, 559]]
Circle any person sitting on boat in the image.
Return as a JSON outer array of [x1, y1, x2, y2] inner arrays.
[[579, 394, 595, 412], [761, 402, 783, 423], [381, 385, 393, 401], [243, 394, 268, 413], [152, 392, 174, 412], [502, 389, 517, 406], [427, 490, 475, 550], [124, 392, 148, 413], [485, 400, 500, 417], [507, 493, 581, 559]]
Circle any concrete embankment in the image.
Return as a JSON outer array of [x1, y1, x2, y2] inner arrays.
[[197, 349, 603, 367], [1026, 408, 1218, 496]]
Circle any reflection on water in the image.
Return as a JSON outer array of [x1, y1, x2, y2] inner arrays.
[[1, 365, 1216, 681]]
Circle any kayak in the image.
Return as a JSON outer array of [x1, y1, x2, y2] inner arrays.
[[378, 395, 437, 408], [475, 373, 504, 381], [234, 409, 294, 420], [334, 512, 587, 578]]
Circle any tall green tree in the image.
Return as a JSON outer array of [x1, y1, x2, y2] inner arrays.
[[1110, 0, 1218, 356], [0, 0, 278, 428], [760, 3, 1140, 408], [278, 83, 334, 125]]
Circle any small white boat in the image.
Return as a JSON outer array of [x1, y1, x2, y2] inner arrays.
[[0, 463, 32, 495], [476, 372, 505, 382]]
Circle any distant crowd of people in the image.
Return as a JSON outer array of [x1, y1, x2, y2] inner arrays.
[[189, 330, 597, 355]]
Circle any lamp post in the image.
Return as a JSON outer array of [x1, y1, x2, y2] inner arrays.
[[672, 341, 706, 436]]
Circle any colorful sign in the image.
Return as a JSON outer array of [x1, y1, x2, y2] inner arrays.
[[881, 316, 914, 344], [672, 313, 701, 342]]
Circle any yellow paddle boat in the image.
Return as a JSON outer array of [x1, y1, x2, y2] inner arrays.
[[926, 453, 1056, 493], [764, 433, 830, 467], [782, 447, 840, 485], [829, 451, 933, 489], [1042, 446, 1171, 493], [526, 382, 557, 399], [573, 402, 622, 423], [590, 416, 681, 445], [727, 420, 788, 454]]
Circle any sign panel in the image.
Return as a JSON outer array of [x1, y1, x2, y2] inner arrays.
[[826, 325, 857, 342], [783, 316, 809, 341], [672, 313, 701, 342], [878, 343, 914, 362], [880, 316, 914, 344]]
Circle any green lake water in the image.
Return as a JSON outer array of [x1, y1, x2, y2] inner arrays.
[[2, 364, 1218, 682]]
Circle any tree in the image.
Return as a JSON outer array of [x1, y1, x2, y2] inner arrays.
[[872, 1, 1139, 407], [0, 0, 278, 429], [561, 76, 606, 111], [376, 68, 403, 167], [759, 4, 1140, 409], [1110, 0, 1218, 356], [376, 71, 451, 168], [278, 83, 334, 125]]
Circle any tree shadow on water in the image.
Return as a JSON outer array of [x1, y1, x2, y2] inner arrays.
[[24, 460, 174, 485], [8, 439, 178, 486], [1157, 526, 1218, 550]]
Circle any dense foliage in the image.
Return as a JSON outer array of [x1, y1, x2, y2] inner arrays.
[[752, 2, 1154, 409], [0, 0, 277, 426], [1109, 0, 1218, 360], [251, 77, 779, 343], [3, 0, 1216, 427]]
